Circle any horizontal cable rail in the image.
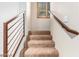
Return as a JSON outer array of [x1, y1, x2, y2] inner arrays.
[[49, 11, 79, 35], [3, 11, 25, 57]]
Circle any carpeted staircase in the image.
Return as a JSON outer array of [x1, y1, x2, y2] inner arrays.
[[20, 31, 59, 57]]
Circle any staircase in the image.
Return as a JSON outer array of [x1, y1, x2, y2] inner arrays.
[[20, 31, 59, 57]]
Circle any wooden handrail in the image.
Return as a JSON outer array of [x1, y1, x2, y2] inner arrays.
[[49, 11, 79, 35], [3, 11, 25, 57], [3, 23, 8, 57]]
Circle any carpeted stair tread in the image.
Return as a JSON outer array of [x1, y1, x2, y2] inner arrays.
[[30, 35, 52, 40], [28, 40, 55, 47], [24, 47, 59, 57]]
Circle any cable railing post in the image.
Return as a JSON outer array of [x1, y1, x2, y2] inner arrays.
[[3, 23, 8, 57], [23, 12, 25, 36]]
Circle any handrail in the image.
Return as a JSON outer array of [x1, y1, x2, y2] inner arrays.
[[49, 11, 79, 35], [3, 11, 25, 57]]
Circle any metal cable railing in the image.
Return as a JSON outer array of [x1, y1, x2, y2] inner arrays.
[[3, 11, 25, 57]]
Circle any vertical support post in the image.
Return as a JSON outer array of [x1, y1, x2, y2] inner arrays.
[[3, 23, 8, 57], [23, 12, 25, 36]]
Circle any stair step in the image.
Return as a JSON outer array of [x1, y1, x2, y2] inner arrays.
[[24, 47, 59, 57], [20, 31, 59, 57], [28, 40, 55, 47], [29, 31, 50, 35], [30, 35, 52, 40]]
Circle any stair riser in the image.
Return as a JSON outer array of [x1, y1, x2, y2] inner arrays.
[[30, 38, 52, 40], [30, 35, 52, 40], [29, 31, 50, 35], [30, 36, 52, 40], [28, 44, 55, 48]]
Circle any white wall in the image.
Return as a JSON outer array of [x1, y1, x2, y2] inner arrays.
[[31, 2, 50, 31], [25, 2, 31, 33], [19, 2, 26, 13], [50, 2, 79, 57], [0, 16, 3, 56]]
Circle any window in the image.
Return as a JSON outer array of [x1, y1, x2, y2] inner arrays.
[[37, 2, 50, 18]]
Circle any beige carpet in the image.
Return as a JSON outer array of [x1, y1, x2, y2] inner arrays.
[[21, 31, 59, 57]]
